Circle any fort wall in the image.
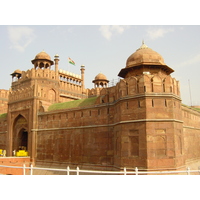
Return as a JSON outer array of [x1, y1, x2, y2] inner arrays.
[[0, 114, 7, 150], [182, 105, 200, 169], [34, 73, 182, 170], [0, 90, 9, 114]]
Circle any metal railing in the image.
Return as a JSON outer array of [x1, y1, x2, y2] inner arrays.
[[0, 164, 200, 175]]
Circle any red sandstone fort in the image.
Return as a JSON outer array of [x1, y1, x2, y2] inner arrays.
[[0, 42, 200, 172]]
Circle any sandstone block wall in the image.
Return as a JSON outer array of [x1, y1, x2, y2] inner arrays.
[[36, 127, 113, 168], [182, 105, 200, 168], [0, 115, 7, 150], [36, 104, 115, 169], [0, 90, 9, 114]]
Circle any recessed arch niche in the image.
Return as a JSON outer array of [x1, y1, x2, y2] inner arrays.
[[12, 114, 29, 152]]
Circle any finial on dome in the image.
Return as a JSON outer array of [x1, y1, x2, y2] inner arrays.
[[137, 40, 148, 51], [54, 54, 59, 59]]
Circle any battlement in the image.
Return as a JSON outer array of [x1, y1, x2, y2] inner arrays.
[[93, 74, 180, 104], [12, 68, 82, 84], [0, 90, 9, 100], [0, 90, 9, 114], [11, 68, 58, 85], [88, 87, 103, 97], [24, 68, 57, 79], [9, 86, 34, 102]]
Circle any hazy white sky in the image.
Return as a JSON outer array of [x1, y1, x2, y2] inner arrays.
[[1, 1, 200, 106]]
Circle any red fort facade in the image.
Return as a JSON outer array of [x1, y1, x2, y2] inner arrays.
[[0, 43, 200, 171]]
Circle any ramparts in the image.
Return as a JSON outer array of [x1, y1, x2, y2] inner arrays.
[[0, 89, 9, 114]]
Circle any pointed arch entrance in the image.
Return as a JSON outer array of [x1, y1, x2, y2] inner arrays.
[[18, 128, 28, 150], [12, 115, 29, 152]]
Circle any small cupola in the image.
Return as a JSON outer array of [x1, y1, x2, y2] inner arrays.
[[31, 51, 54, 69], [92, 73, 109, 88]]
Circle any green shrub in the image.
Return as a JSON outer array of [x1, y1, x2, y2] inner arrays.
[[0, 113, 7, 119]]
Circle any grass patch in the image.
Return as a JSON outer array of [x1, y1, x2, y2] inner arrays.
[[182, 104, 200, 112], [192, 107, 200, 112], [0, 113, 7, 119], [48, 97, 98, 111]]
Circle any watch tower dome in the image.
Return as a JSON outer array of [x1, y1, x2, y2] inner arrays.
[[31, 51, 54, 69], [118, 41, 174, 78], [93, 73, 109, 88]]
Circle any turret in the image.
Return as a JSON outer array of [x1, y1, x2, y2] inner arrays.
[[31, 51, 54, 69], [92, 73, 109, 88], [10, 69, 22, 82]]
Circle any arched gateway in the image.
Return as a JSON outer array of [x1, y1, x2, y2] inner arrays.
[[12, 115, 28, 152]]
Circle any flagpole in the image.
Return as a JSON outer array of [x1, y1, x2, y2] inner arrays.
[[67, 56, 69, 72], [188, 79, 192, 106]]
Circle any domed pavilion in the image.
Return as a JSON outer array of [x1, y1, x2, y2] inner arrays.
[[118, 41, 174, 78], [31, 51, 54, 69], [92, 73, 109, 88]]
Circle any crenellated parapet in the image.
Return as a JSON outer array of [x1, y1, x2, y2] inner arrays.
[[95, 74, 180, 104], [12, 68, 57, 82], [0, 89, 9, 100], [88, 87, 104, 97], [123, 74, 180, 96], [11, 68, 58, 90], [0, 89, 9, 114], [22, 68, 57, 80], [9, 86, 34, 102]]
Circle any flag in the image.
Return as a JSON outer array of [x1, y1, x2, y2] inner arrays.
[[68, 57, 75, 65]]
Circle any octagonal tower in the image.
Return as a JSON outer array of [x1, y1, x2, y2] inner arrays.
[[114, 42, 184, 170]]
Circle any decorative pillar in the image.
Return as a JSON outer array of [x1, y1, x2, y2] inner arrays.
[[54, 54, 59, 80], [80, 65, 85, 93]]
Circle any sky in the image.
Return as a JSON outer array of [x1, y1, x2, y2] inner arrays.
[[1, 25, 200, 105]]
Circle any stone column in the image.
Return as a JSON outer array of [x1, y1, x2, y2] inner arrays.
[[80, 65, 85, 93], [54, 54, 59, 80]]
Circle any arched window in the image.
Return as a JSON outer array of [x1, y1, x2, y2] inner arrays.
[[49, 89, 56, 102]]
